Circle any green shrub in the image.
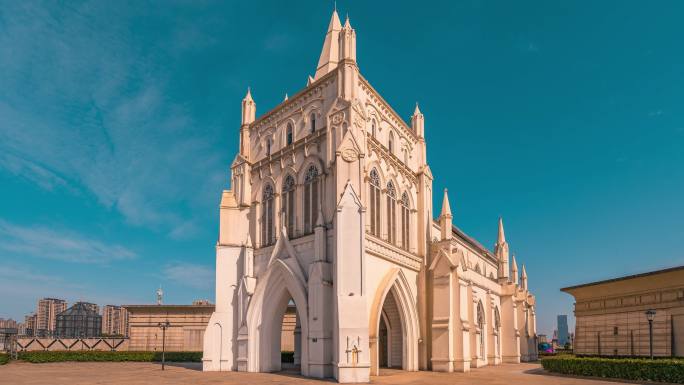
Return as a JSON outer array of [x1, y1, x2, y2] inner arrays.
[[17, 351, 202, 363], [542, 355, 684, 384], [0, 353, 9, 365]]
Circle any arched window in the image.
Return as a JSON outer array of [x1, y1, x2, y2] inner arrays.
[[371, 120, 376, 138], [261, 184, 275, 246], [303, 165, 319, 234], [403, 150, 408, 165], [477, 301, 485, 357], [401, 192, 410, 250], [369, 169, 381, 237], [282, 175, 295, 238], [266, 139, 272, 156], [310, 113, 316, 133], [286, 123, 293, 145], [386, 181, 396, 244], [388, 131, 394, 154]]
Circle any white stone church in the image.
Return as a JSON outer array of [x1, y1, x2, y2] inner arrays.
[[202, 10, 538, 383]]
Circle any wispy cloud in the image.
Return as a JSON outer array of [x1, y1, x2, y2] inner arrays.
[[0, 2, 225, 237], [0, 219, 136, 264], [163, 262, 214, 290]]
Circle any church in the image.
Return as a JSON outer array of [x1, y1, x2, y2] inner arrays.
[[202, 10, 538, 383]]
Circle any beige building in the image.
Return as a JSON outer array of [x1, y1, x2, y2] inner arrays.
[[102, 305, 129, 337], [202, 10, 537, 383], [125, 304, 214, 352], [562, 265, 684, 357], [36, 298, 67, 336]]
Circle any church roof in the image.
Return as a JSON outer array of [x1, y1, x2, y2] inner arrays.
[[451, 224, 496, 260]]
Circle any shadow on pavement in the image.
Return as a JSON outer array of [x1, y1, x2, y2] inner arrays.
[[151, 362, 203, 371]]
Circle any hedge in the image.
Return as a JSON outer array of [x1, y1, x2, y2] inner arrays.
[[16, 351, 202, 363], [0, 353, 9, 365], [542, 355, 684, 384]]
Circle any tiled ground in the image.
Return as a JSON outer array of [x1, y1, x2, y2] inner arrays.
[[0, 361, 631, 385]]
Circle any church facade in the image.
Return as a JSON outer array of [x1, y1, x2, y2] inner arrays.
[[202, 11, 537, 383]]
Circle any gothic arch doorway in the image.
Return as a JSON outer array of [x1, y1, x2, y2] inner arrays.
[[369, 268, 419, 375], [246, 260, 309, 376]]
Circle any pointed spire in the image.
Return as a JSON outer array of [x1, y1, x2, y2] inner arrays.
[[245, 232, 253, 248], [511, 254, 519, 285], [314, 9, 342, 80], [241, 87, 256, 126], [411, 102, 425, 138], [497, 217, 506, 244], [343, 14, 351, 29], [307, 75, 314, 86], [440, 188, 452, 218], [521, 264, 528, 289], [284, 93, 288, 101], [439, 189, 453, 241]]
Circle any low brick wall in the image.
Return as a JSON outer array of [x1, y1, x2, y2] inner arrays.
[[16, 338, 129, 352]]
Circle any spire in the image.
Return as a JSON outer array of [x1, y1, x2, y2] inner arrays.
[[521, 264, 528, 289], [440, 188, 452, 218], [307, 75, 314, 86], [511, 254, 519, 285], [314, 9, 342, 80], [245, 232, 253, 248], [411, 102, 425, 138], [284, 93, 288, 102], [338, 13, 356, 63], [495, 217, 510, 280], [439, 189, 453, 241], [241, 87, 256, 126]]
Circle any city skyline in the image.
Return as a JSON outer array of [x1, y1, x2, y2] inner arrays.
[[2, 1, 684, 339]]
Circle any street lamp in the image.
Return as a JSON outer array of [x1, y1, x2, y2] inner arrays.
[[158, 320, 171, 370], [645, 309, 656, 359]]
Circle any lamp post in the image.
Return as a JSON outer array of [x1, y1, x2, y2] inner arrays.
[[158, 320, 171, 370], [645, 309, 656, 359]]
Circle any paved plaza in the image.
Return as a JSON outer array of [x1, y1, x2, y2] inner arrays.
[[0, 362, 631, 385]]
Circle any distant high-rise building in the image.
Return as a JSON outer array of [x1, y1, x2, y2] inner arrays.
[[557, 314, 569, 346], [0, 318, 18, 328], [79, 302, 100, 315], [36, 298, 67, 336], [55, 302, 102, 338], [24, 313, 37, 336], [102, 305, 129, 336]]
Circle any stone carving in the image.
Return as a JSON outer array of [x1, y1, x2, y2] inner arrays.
[[341, 147, 358, 162]]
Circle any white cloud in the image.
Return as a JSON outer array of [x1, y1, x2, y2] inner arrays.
[[163, 262, 214, 290], [0, 2, 226, 237], [0, 219, 136, 264]]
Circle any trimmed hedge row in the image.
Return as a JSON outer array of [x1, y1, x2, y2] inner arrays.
[[0, 353, 9, 365], [542, 355, 684, 384], [17, 351, 202, 363]]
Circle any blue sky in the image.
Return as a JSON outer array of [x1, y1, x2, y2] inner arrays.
[[1, 1, 683, 337]]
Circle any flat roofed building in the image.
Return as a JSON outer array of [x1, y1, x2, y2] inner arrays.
[[562, 265, 684, 357], [36, 298, 67, 337], [124, 304, 214, 352], [102, 305, 129, 337]]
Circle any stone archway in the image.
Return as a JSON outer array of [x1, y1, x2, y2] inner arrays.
[[369, 268, 419, 375], [246, 260, 310, 376]]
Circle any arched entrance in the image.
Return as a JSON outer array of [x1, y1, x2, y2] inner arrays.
[[369, 268, 419, 375], [279, 299, 302, 372], [246, 260, 310, 376]]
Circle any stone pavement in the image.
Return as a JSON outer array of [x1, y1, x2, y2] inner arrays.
[[0, 361, 628, 385]]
